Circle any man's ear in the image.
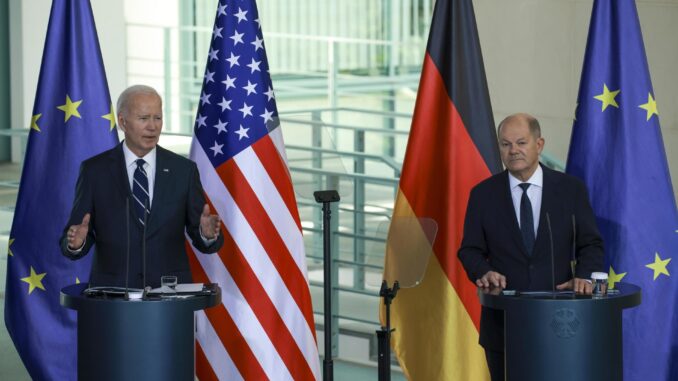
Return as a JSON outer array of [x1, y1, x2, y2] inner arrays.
[[537, 137, 545, 153], [117, 115, 126, 131]]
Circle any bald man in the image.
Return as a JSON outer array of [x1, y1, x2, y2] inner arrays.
[[458, 113, 604, 381]]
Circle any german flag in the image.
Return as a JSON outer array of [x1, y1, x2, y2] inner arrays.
[[383, 0, 501, 379]]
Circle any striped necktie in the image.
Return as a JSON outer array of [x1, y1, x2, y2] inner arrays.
[[133, 158, 150, 224]]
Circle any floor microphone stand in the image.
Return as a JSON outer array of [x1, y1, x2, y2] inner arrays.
[[314, 190, 340, 381], [377, 280, 399, 381]]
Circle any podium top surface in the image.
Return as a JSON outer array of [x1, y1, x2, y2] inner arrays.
[[478, 282, 641, 311], [60, 283, 222, 312]]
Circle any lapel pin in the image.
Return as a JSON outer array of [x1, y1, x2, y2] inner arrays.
[[163, 168, 169, 173]]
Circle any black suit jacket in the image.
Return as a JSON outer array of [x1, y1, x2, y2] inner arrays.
[[60, 143, 223, 288], [458, 164, 603, 351]]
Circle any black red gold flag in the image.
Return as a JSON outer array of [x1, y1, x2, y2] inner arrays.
[[383, 0, 500, 378]]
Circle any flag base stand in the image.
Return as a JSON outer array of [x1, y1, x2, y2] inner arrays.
[[377, 280, 399, 381]]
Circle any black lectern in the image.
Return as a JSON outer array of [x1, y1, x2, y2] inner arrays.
[[478, 283, 640, 381], [60, 283, 221, 381]]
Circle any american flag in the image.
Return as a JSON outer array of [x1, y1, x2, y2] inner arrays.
[[187, 1, 321, 380]]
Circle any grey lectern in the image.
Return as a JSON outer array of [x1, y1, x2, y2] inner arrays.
[[60, 283, 221, 381], [478, 283, 640, 381]]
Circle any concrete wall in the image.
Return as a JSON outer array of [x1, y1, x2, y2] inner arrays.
[[8, 0, 126, 162], [474, 0, 678, 198]]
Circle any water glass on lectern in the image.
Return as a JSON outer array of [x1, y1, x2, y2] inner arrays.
[[161, 275, 178, 290], [591, 272, 608, 298]]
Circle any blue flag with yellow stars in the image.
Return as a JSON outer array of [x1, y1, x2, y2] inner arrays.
[[3, 0, 118, 379], [566, 0, 678, 379]]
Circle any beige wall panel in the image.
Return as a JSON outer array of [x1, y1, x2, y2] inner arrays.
[[475, 0, 678, 199], [638, 2, 678, 194]]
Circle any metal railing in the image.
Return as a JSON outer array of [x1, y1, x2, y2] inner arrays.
[[124, 19, 427, 135]]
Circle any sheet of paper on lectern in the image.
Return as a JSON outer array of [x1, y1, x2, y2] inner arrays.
[[175, 283, 204, 292]]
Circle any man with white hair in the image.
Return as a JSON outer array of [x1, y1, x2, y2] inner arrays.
[[60, 85, 223, 288]]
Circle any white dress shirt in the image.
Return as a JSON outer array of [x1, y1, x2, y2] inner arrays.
[[508, 165, 543, 236]]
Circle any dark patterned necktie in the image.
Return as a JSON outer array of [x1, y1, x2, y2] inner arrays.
[[133, 159, 150, 224], [519, 183, 535, 255]]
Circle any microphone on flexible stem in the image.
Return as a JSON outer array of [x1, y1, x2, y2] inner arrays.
[[571, 214, 577, 298], [141, 198, 148, 300], [82, 214, 96, 294], [546, 212, 555, 297], [125, 197, 131, 300]]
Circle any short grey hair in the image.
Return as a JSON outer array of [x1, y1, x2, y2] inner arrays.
[[116, 85, 161, 117], [497, 113, 542, 138]]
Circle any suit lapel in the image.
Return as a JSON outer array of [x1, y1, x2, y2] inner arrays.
[[534, 165, 559, 258], [146, 146, 170, 236], [110, 143, 134, 209]]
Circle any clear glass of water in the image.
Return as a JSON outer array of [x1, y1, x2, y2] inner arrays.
[[161, 275, 178, 290], [591, 272, 608, 298]]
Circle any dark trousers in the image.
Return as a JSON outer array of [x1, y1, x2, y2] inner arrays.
[[485, 348, 505, 381]]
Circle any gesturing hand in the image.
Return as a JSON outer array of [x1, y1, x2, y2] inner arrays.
[[67, 213, 90, 250], [200, 204, 221, 240]]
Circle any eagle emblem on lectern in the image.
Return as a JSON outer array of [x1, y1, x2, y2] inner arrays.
[[550, 308, 580, 338]]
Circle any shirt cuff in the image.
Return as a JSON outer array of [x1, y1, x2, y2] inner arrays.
[[199, 225, 217, 245], [67, 240, 86, 254]]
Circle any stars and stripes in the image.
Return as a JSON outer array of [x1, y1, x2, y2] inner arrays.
[[188, 1, 320, 380]]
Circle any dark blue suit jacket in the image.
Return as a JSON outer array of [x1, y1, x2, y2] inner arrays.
[[60, 143, 223, 288], [458, 164, 604, 351]]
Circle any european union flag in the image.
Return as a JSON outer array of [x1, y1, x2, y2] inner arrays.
[[566, 0, 678, 379], [3, 0, 118, 379]]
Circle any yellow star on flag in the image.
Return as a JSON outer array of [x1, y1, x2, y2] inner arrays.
[[30, 114, 42, 132], [76, 277, 81, 284], [8, 238, 14, 256], [645, 252, 671, 280], [639, 93, 659, 121], [594, 84, 620, 111], [20, 266, 47, 294], [608, 266, 626, 289], [57, 94, 83, 122], [101, 103, 116, 131]]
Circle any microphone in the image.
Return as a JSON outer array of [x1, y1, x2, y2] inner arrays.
[[125, 197, 131, 300], [142, 198, 148, 299], [571, 214, 577, 283], [546, 212, 555, 297]]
